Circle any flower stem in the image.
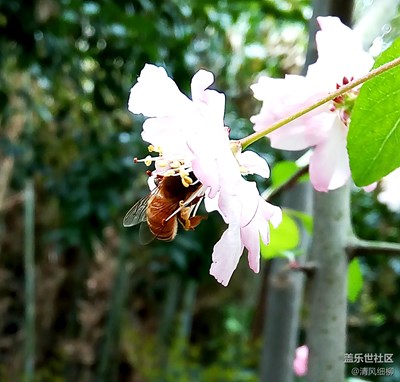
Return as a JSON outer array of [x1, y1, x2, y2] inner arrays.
[[240, 56, 400, 150]]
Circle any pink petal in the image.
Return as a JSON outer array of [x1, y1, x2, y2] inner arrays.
[[204, 190, 223, 214], [210, 225, 244, 286], [363, 182, 377, 192], [262, 201, 283, 229], [309, 116, 350, 192], [189, 129, 235, 199], [251, 75, 331, 150], [240, 219, 261, 273], [192, 156, 220, 198], [266, 110, 330, 150], [237, 181, 260, 227], [307, 17, 373, 89]]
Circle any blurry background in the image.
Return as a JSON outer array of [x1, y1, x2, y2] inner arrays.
[[0, 0, 399, 381]]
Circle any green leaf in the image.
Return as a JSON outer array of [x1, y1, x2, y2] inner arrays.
[[348, 37, 400, 186], [347, 258, 363, 303], [271, 160, 300, 188], [260, 210, 300, 259], [286, 209, 313, 234]]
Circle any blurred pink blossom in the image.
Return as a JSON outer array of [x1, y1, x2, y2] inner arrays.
[[293, 345, 309, 377]]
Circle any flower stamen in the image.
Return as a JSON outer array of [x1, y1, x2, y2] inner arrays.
[[182, 175, 193, 187], [148, 145, 163, 155]]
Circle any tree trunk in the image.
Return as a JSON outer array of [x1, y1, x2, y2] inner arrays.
[[23, 179, 35, 382], [259, 178, 311, 382], [97, 245, 131, 382], [259, 2, 355, 380], [306, 185, 352, 382]]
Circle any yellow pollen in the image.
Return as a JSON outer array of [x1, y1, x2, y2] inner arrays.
[[157, 159, 168, 167], [144, 155, 152, 166], [170, 160, 181, 169], [230, 140, 242, 156], [239, 165, 249, 174], [179, 168, 189, 177], [148, 145, 163, 155], [182, 175, 193, 187], [164, 169, 175, 177]]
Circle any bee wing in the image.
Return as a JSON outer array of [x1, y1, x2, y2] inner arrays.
[[122, 194, 151, 227], [138, 222, 156, 245]]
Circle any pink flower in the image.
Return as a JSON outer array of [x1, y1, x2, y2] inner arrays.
[[205, 174, 281, 286], [251, 17, 374, 192], [293, 345, 309, 377], [128, 64, 282, 286]]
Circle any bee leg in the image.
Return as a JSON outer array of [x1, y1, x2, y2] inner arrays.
[[186, 215, 206, 230], [178, 207, 206, 230], [179, 207, 191, 229]]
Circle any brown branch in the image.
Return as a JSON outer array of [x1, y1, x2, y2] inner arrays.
[[263, 164, 309, 200], [289, 260, 317, 277], [347, 237, 400, 261]]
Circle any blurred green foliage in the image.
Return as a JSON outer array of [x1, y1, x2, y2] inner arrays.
[[0, 0, 310, 380]]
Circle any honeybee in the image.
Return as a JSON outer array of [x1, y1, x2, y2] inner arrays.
[[123, 173, 205, 243]]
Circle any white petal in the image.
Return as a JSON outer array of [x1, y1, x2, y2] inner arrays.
[[191, 70, 214, 102], [266, 202, 283, 228], [128, 64, 193, 118], [238, 151, 270, 178], [377, 168, 400, 212], [147, 176, 157, 191], [191, 70, 226, 126], [307, 17, 374, 89], [141, 117, 190, 157]]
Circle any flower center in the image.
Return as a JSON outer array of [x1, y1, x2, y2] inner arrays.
[[134, 145, 194, 187], [330, 76, 358, 126]]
